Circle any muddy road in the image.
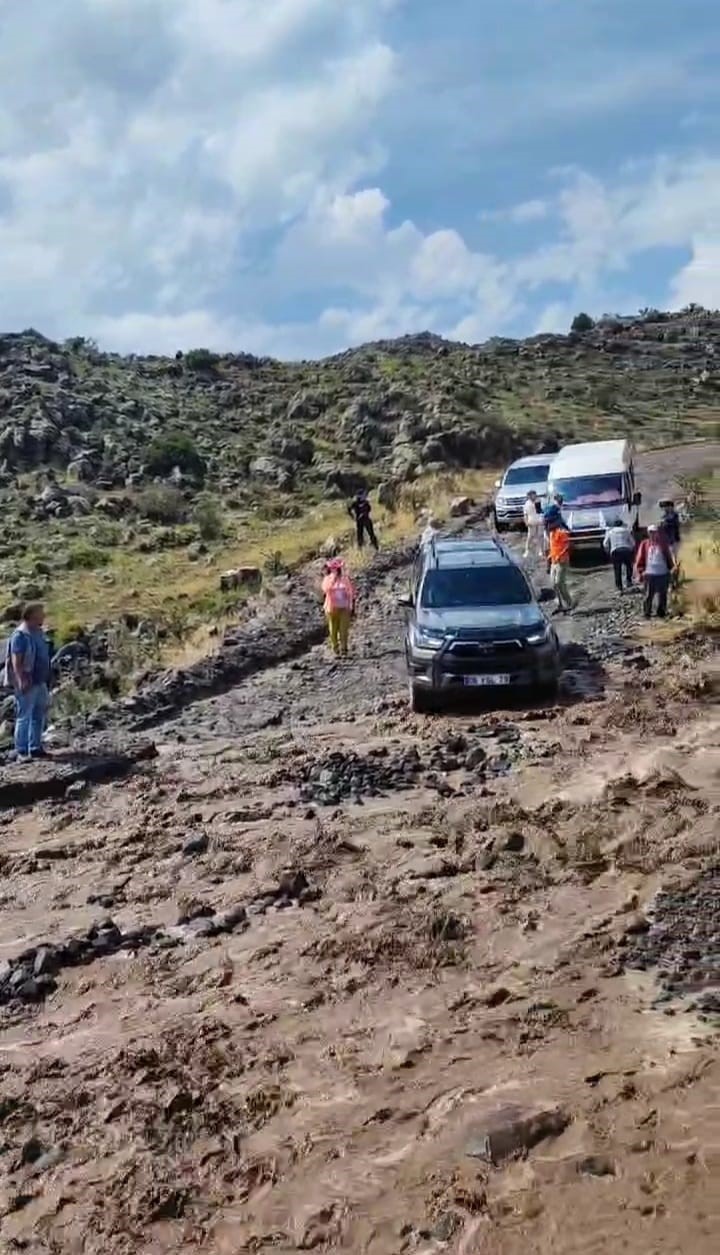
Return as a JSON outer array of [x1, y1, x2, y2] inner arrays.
[[0, 444, 718, 1255]]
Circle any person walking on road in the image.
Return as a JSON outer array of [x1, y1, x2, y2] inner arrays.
[[523, 491, 544, 560], [603, 516, 636, 592], [321, 559, 356, 658], [547, 522, 574, 614], [635, 524, 675, 619], [348, 490, 379, 551], [3, 601, 52, 761]]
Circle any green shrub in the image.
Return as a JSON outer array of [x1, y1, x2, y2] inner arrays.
[[65, 541, 111, 571], [571, 312, 595, 333], [184, 348, 220, 371], [191, 492, 225, 541], [136, 486, 187, 524], [145, 432, 206, 480]]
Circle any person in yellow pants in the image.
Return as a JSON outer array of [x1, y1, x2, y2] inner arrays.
[[321, 559, 356, 657]]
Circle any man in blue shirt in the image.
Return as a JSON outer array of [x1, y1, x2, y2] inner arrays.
[[4, 602, 51, 760]]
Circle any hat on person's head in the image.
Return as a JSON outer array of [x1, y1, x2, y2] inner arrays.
[[647, 523, 659, 533]]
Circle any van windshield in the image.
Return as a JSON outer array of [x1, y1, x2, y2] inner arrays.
[[552, 474, 624, 507], [421, 566, 532, 609], [503, 464, 550, 486]]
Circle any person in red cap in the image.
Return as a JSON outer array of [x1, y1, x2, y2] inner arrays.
[[321, 559, 356, 657]]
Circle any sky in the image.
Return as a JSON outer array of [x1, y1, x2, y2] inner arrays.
[[1, 0, 719, 359]]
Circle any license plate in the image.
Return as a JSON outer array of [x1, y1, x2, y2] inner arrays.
[[464, 674, 511, 687]]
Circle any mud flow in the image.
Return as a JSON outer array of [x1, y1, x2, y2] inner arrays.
[[0, 446, 718, 1254]]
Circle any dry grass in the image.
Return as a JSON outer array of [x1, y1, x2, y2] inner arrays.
[[45, 469, 496, 648], [678, 526, 720, 626]]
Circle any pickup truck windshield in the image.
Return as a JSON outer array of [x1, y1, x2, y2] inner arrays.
[[552, 474, 624, 507], [421, 566, 532, 609], [503, 464, 551, 486]]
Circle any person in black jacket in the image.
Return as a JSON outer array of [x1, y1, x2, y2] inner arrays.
[[658, 500, 681, 555], [348, 490, 379, 550]]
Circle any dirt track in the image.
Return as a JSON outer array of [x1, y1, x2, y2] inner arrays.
[[0, 444, 718, 1255]]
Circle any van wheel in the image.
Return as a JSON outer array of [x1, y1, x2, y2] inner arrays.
[[409, 682, 435, 714]]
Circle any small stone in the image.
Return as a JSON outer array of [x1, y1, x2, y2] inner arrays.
[[278, 869, 309, 899], [65, 780, 88, 800], [20, 1136, 46, 1166], [504, 832, 525, 853], [466, 1100, 569, 1164], [577, 1154, 616, 1177], [182, 833, 209, 857], [33, 946, 59, 977], [624, 913, 651, 936], [465, 746, 487, 770]]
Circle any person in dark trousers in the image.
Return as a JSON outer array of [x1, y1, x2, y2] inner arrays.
[[602, 517, 636, 592], [348, 490, 379, 550], [658, 500, 681, 559], [634, 525, 676, 619]]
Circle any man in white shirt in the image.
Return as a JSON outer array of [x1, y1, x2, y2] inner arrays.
[[523, 491, 544, 560], [602, 517, 636, 592]]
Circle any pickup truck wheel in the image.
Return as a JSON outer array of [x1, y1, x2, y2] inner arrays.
[[409, 681, 435, 714]]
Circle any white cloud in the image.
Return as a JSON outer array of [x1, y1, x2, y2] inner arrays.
[[0, 2, 719, 358], [670, 239, 720, 309], [0, 0, 395, 339]]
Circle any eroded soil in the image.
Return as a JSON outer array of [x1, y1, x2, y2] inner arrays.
[[0, 446, 718, 1255]]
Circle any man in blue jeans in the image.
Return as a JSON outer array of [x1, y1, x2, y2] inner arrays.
[[4, 602, 51, 760]]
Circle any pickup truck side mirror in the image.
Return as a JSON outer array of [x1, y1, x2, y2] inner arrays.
[[632, 490, 642, 506], [397, 593, 414, 609], [494, 479, 502, 489]]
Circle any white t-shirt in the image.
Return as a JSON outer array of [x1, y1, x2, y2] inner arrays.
[[523, 500, 541, 528], [646, 542, 669, 576]]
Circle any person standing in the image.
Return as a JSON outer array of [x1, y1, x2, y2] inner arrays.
[[635, 524, 675, 619], [3, 602, 51, 760], [602, 517, 636, 592], [321, 560, 356, 658], [658, 500, 681, 560], [543, 493, 567, 534], [348, 490, 379, 551], [523, 491, 544, 560], [547, 522, 574, 614]]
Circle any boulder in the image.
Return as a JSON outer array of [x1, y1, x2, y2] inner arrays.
[[286, 391, 325, 423], [250, 456, 295, 491], [377, 480, 400, 510], [220, 567, 262, 592], [449, 496, 473, 517], [276, 435, 315, 466], [323, 466, 368, 498]]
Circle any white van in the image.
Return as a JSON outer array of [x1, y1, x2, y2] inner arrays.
[[547, 439, 641, 550]]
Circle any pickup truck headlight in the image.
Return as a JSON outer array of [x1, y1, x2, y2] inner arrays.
[[526, 625, 551, 646], [413, 626, 446, 650]]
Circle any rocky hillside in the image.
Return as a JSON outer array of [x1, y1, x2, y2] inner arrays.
[[1, 308, 719, 514]]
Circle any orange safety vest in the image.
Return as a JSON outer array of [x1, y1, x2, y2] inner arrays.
[[548, 528, 570, 563]]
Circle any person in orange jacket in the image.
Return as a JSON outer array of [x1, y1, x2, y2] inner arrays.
[[321, 559, 356, 657], [547, 522, 574, 614]]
